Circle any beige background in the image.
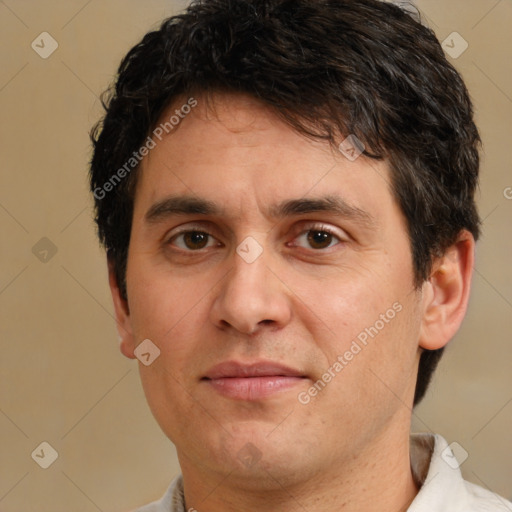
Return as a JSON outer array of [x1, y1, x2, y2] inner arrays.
[[0, 0, 510, 510]]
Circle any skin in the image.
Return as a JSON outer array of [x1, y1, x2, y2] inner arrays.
[[111, 92, 475, 512]]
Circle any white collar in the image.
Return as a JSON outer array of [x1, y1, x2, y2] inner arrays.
[[408, 433, 511, 511]]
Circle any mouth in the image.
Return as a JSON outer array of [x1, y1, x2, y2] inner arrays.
[[202, 360, 307, 400]]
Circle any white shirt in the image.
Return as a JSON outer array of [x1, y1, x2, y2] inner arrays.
[[135, 434, 512, 512]]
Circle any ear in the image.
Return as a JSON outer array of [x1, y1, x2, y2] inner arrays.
[[108, 258, 136, 359], [419, 230, 475, 350]]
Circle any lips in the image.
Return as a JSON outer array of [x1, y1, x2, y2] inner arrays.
[[202, 361, 306, 400], [204, 361, 305, 379]]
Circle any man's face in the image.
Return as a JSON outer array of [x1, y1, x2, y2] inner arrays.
[[119, 92, 424, 485]]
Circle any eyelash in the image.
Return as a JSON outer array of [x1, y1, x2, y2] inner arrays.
[[166, 224, 345, 252]]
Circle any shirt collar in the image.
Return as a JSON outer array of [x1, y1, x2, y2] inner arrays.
[[408, 433, 470, 511]]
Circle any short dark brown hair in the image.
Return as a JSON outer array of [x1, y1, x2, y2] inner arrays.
[[89, 0, 481, 406]]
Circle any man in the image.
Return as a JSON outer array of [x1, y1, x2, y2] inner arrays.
[[89, 0, 511, 510]]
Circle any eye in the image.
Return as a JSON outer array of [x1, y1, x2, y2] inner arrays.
[[168, 230, 219, 251], [291, 225, 345, 250]]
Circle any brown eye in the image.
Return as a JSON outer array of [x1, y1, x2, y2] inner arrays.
[[170, 231, 216, 250], [183, 232, 209, 249], [290, 224, 345, 251], [307, 230, 334, 249]]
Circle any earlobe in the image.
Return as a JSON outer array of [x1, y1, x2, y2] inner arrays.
[[108, 259, 137, 359], [419, 231, 475, 351]]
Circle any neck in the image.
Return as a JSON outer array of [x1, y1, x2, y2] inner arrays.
[[179, 421, 419, 512]]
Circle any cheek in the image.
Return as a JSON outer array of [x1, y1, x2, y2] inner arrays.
[[301, 268, 420, 400], [295, 271, 399, 354], [129, 270, 210, 438], [126, 257, 210, 342], [340, 297, 421, 408], [125, 263, 221, 408]]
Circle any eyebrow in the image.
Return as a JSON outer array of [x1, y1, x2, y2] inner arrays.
[[144, 194, 375, 228]]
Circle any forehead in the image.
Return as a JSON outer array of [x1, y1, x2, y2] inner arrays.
[[154, 91, 335, 161], [134, 91, 396, 224]]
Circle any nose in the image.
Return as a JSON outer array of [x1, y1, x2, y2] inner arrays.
[[209, 247, 292, 336]]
